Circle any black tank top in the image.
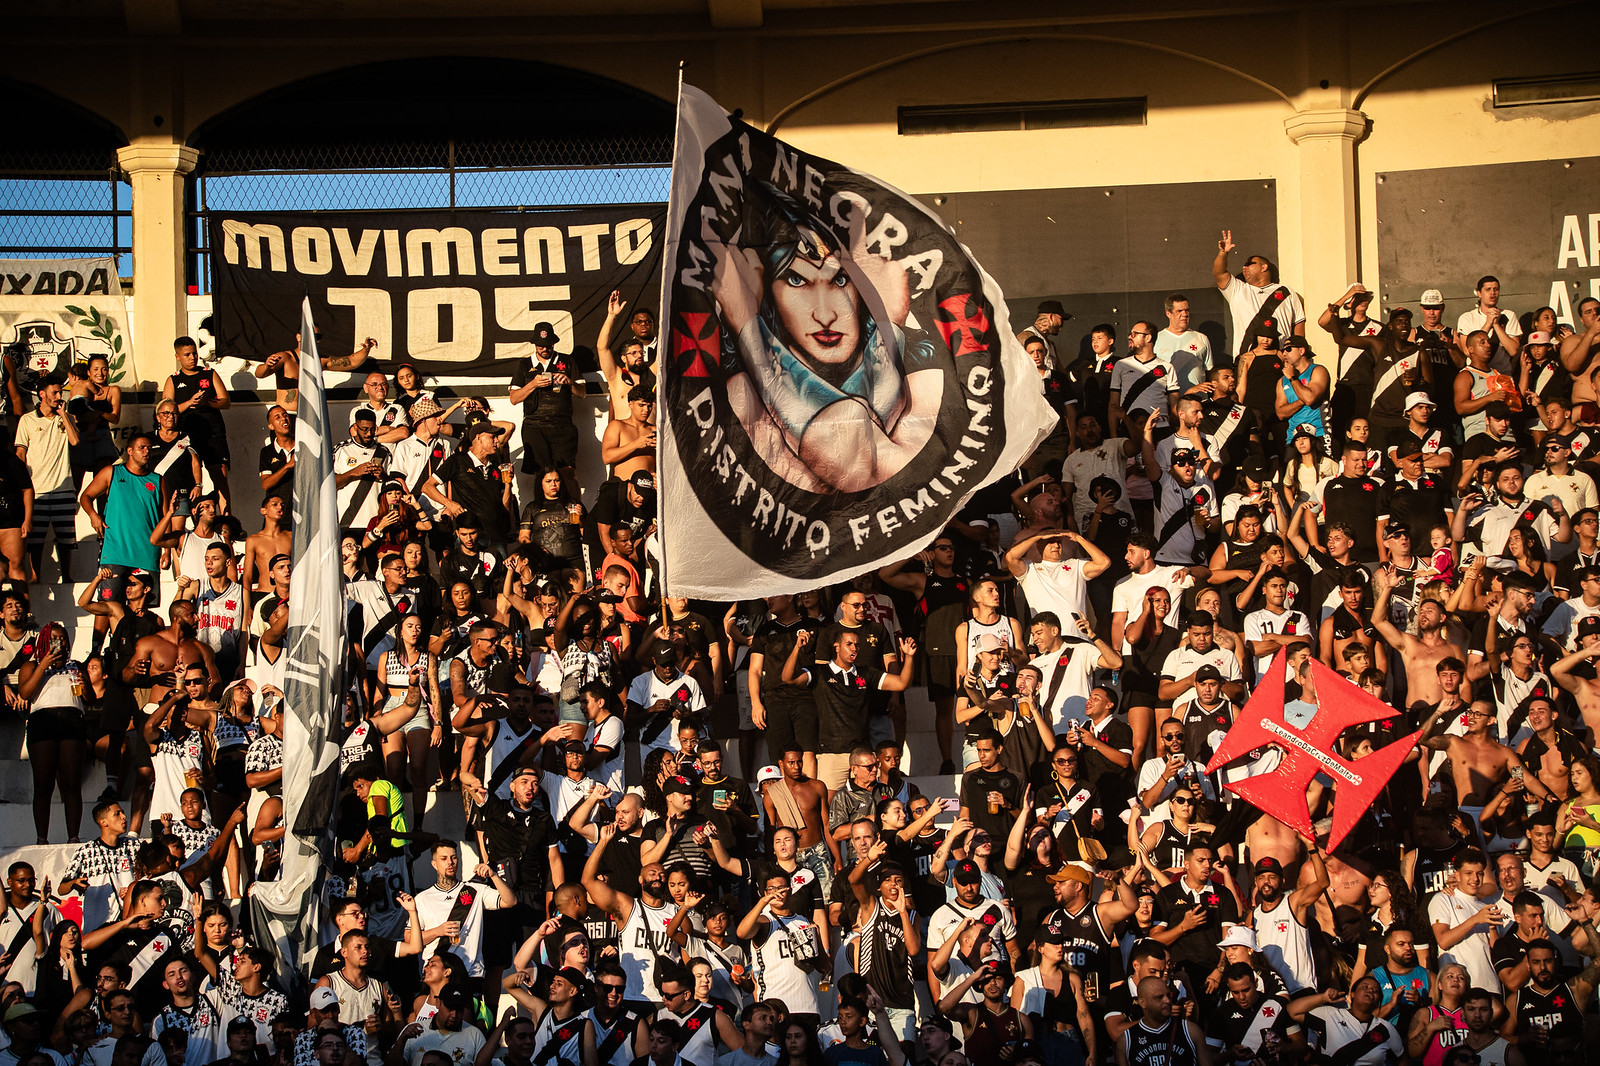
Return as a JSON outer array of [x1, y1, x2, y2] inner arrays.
[[1412, 841, 1467, 911], [1157, 822, 1209, 872], [1516, 981, 1583, 1046], [1122, 1018, 1197, 1066], [169, 368, 226, 439]]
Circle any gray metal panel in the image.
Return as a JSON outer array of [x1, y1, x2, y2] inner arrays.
[[1375, 155, 1600, 323], [924, 180, 1278, 359]]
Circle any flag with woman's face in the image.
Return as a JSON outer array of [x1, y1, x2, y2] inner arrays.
[[657, 83, 1056, 598]]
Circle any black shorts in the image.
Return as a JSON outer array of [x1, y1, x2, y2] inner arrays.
[[91, 564, 161, 608], [27, 705, 87, 744], [520, 421, 579, 474], [926, 654, 958, 703], [764, 697, 818, 757]]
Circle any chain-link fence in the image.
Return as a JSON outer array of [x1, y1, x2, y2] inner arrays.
[[187, 134, 672, 292], [0, 168, 131, 272]]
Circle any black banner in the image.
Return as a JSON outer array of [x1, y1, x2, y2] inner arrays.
[[208, 206, 665, 376]]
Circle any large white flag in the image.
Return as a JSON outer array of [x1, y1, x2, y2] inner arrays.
[[656, 84, 1056, 599], [250, 298, 344, 977]]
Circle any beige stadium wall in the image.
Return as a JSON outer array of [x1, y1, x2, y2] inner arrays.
[[5, 2, 1598, 382]]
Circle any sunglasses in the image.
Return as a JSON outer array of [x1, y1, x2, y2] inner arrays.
[[1161, 733, 1184, 740], [1170, 797, 1194, 806], [600, 984, 625, 995]]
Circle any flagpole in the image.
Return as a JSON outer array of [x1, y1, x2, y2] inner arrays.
[[655, 60, 685, 600]]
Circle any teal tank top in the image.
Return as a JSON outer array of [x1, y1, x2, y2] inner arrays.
[[101, 464, 161, 570]]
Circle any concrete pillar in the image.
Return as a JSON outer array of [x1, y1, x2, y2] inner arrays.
[[117, 142, 199, 386], [1283, 108, 1367, 313]]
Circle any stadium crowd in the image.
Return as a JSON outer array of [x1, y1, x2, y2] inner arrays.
[[4, 234, 1600, 1066]]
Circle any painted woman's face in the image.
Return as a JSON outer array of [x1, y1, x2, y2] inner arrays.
[[771, 231, 862, 373]]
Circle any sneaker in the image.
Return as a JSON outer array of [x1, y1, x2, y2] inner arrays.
[[938, 759, 956, 776]]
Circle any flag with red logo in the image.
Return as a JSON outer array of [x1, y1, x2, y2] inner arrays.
[[656, 83, 1056, 598]]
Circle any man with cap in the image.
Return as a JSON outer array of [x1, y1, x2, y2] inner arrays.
[[1141, 420, 1218, 567], [1526, 429, 1597, 520], [1378, 451, 1453, 565], [628, 643, 708, 761], [502, 963, 589, 1065], [845, 842, 921, 1041], [392, 986, 485, 1066], [1250, 839, 1326, 996], [592, 470, 657, 558], [735, 867, 823, 1025], [1323, 288, 1427, 436], [333, 407, 390, 530], [0, 1002, 67, 1066], [600, 384, 657, 483], [1384, 391, 1451, 472], [433, 418, 515, 547], [1525, 329, 1575, 407], [1041, 859, 1136, 993], [508, 320, 583, 480], [292, 989, 363, 1066], [1017, 300, 1068, 371], [935, 954, 1032, 1060], [392, 397, 457, 527], [928, 858, 1021, 973], [542, 733, 602, 827]]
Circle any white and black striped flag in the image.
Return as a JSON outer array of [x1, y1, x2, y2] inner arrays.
[[250, 297, 345, 977]]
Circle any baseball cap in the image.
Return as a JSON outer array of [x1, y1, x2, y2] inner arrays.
[[873, 862, 907, 888], [440, 987, 472, 1010], [976, 633, 1005, 653], [3, 1003, 39, 1024], [408, 397, 444, 422], [755, 764, 782, 785], [952, 859, 983, 885], [1253, 856, 1284, 875], [1392, 440, 1425, 461], [1420, 289, 1445, 308], [559, 739, 588, 755], [652, 644, 680, 666], [1579, 616, 1600, 638], [1170, 448, 1200, 465], [1404, 391, 1435, 412], [1035, 923, 1067, 947], [1036, 300, 1068, 318], [352, 407, 377, 423], [1528, 330, 1553, 346], [1384, 521, 1411, 541], [1194, 665, 1223, 684], [1218, 924, 1257, 950], [553, 966, 591, 994], [463, 421, 505, 441], [1484, 400, 1514, 420], [1046, 862, 1094, 885], [1242, 456, 1271, 482], [630, 471, 656, 496], [308, 987, 339, 1010], [663, 775, 697, 797], [508, 765, 539, 781]]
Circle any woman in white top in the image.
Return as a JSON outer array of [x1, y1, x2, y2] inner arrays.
[[1280, 427, 1338, 545], [1011, 929, 1095, 1056], [17, 622, 87, 845], [373, 613, 442, 831]]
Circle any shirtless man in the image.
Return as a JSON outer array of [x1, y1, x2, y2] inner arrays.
[[254, 332, 377, 411], [1370, 568, 1463, 706], [1552, 641, 1600, 738], [240, 494, 292, 598], [1320, 576, 1386, 675], [1517, 695, 1586, 801], [1424, 701, 1545, 823], [596, 291, 658, 422], [760, 748, 840, 883], [599, 385, 657, 481], [1244, 814, 1304, 873], [121, 599, 220, 709]]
